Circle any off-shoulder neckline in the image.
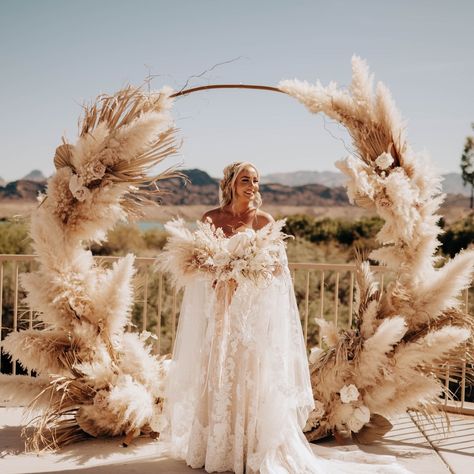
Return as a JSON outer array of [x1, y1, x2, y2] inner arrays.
[[214, 219, 286, 239]]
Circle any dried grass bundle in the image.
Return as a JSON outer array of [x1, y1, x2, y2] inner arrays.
[[0, 83, 177, 450], [281, 56, 474, 442]]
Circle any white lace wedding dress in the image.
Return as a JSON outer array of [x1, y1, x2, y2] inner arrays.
[[162, 225, 410, 473]]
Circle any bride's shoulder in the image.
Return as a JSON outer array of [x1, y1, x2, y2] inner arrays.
[[254, 209, 275, 230], [201, 207, 222, 223]]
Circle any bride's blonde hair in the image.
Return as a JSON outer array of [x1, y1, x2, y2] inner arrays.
[[219, 161, 262, 210]]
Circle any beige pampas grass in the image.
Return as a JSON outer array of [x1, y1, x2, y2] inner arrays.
[[0, 84, 178, 450], [281, 56, 474, 442], [1, 330, 76, 375], [355, 317, 407, 389], [394, 326, 470, 370]]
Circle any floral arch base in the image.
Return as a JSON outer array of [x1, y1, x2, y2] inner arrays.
[[1, 56, 473, 448]]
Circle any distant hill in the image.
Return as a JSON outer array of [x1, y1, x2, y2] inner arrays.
[[262, 170, 474, 197], [261, 170, 346, 188], [0, 179, 46, 201], [0, 177, 5, 187], [441, 173, 471, 196], [22, 169, 46, 182]]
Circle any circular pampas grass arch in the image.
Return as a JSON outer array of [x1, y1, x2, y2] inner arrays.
[[0, 56, 472, 450], [167, 56, 474, 443]]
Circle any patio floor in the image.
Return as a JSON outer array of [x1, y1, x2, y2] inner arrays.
[[1, 407, 473, 474]]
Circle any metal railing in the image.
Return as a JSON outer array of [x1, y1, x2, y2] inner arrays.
[[1, 254, 472, 413]]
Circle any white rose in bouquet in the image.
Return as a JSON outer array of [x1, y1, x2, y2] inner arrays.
[[226, 229, 254, 257], [339, 384, 360, 403], [213, 251, 231, 269]]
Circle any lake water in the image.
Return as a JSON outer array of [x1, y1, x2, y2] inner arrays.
[[138, 221, 165, 231], [137, 221, 197, 232]]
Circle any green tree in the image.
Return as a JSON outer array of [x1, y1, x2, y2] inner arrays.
[[460, 125, 474, 209]]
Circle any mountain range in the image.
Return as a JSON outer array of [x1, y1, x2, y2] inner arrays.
[[0, 169, 349, 206], [0, 169, 472, 206], [260, 170, 471, 196]]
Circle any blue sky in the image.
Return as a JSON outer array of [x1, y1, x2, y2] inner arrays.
[[1, 0, 473, 181]]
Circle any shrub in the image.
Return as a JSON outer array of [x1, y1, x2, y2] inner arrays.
[[0, 220, 32, 254], [440, 215, 474, 257]]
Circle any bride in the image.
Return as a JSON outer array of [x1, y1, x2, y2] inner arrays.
[[160, 162, 410, 473]]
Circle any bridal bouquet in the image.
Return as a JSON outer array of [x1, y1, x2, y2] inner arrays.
[[157, 218, 288, 288]]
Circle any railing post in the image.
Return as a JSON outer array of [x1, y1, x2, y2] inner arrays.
[[156, 273, 163, 355], [304, 271, 310, 343], [334, 272, 340, 327], [142, 272, 148, 331], [12, 263, 19, 375], [348, 270, 354, 328]]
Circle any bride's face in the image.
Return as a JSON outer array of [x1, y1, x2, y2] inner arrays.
[[234, 166, 259, 203]]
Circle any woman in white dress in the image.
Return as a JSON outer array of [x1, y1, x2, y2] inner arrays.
[[162, 162, 409, 474]]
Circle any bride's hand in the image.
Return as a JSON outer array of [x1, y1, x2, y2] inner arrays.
[[227, 278, 238, 295]]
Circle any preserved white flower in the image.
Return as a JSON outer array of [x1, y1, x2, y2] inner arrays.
[[69, 174, 91, 202], [375, 152, 394, 170], [339, 383, 360, 403], [346, 405, 370, 432], [90, 161, 106, 179], [309, 346, 324, 364], [353, 405, 370, 424]]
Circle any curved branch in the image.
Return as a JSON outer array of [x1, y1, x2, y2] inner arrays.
[[170, 84, 285, 98]]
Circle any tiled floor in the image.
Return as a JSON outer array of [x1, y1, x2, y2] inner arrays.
[[1, 407, 472, 474]]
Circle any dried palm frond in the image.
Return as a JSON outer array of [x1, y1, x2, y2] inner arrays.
[[53, 141, 74, 170], [79, 85, 171, 137]]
